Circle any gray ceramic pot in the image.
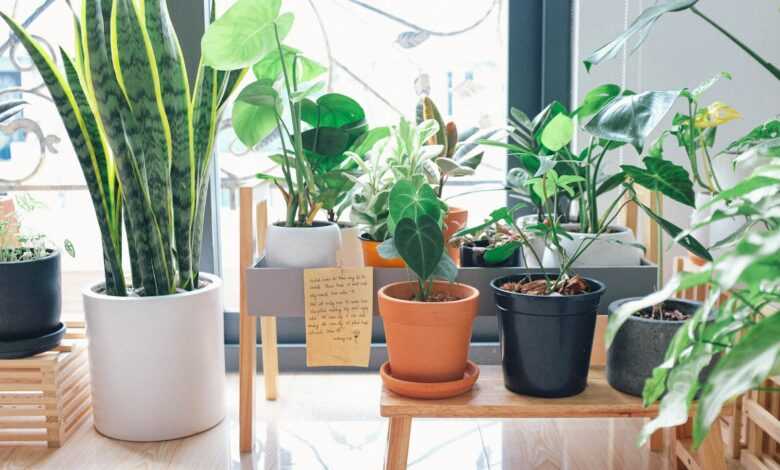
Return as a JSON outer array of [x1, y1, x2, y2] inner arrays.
[[606, 297, 702, 397]]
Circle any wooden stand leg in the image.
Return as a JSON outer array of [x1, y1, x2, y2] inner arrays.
[[384, 416, 412, 470], [239, 187, 257, 453], [725, 398, 742, 459], [261, 316, 279, 400], [650, 427, 664, 452]]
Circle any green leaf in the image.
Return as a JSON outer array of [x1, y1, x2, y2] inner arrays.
[[484, 241, 521, 265], [232, 99, 278, 147], [430, 253, 458, 282], [704, 175, 780, 208], [64, 239, 76, 258], [300, 93, 366, 129], [583, 0, 698, 71], [689, 71, 732, 99], [252, 45, 326, 84], [596, 172, 626, 196], [637, 200, 712, 261], [693, 314, 780, 448], [201, 0, 293, 70], [236, 79, 279, 107], [349, 127, 390, 156], [585, 90, 680, 152], [540, 113, 574, 152], [388, 178, 442, 233], [622, 158, 695, 207], [574, 83, 621, 118], [394, 214, 444, 282]]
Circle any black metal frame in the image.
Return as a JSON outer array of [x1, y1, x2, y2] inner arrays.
[[177, 0, 573, 371]]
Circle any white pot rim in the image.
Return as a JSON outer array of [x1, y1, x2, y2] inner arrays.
[[270, 220, 338, 230], [82, 272, 222, 303], [561, 223, 632, 238]]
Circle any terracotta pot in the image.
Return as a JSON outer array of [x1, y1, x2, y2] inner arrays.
[[443, 206, 468, 265], [378, 281, 479, 383], [359, 233, 405, 268]]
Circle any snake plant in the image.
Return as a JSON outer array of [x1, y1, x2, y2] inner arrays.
[[0, 0, 245, 296]]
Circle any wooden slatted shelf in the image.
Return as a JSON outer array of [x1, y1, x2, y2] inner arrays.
[[742, 377, 780, 470], [0, 321, 91, 448]]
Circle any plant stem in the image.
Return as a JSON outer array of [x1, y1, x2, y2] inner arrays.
[[691, 6, 780, 81], [655, 191, 664, 289]]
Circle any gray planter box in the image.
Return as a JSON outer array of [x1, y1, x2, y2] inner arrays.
[[246, 259, 658, 318]]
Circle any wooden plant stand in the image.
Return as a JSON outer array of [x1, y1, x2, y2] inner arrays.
[[741, 377, 780, 470], [380, 366, 728, 470], [0, 321, 91, 447]]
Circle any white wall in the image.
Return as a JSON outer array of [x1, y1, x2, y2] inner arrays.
[[572, 0, 780, 276]]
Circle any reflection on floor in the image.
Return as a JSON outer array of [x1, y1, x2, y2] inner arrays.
[[0, 373, 742, 469]]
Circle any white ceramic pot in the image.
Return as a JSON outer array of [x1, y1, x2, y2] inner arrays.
[[337, 223, 364, 267], [83, 273, 225, 441], [516, 214, 548, 268], [543, 224, 642, 267], [265, 221, 342, 268]]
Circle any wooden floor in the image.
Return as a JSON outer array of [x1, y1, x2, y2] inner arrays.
[[0, 372, 744, 470]]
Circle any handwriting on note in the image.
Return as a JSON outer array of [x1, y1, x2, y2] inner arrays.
[[303, 267, 373, 367]]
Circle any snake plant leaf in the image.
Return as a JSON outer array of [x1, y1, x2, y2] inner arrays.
[[232, 80, 280, 147], [394, 215, 444, 283], [622, 158, 695, 207], [583, 0, 698, 71], [693, 314, 780, 448], [540, 113, 574, 152], [252, 45, 326, 84], [388, 178, 442, 233], [636, 200, 711, 261], [585, 90, 680, 153], [573, 83, 621, 118], [201, 0, 292, 70]]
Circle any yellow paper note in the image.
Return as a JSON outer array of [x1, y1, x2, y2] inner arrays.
[[303, 267, 373, 367]]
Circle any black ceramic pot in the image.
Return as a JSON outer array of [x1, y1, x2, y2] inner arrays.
[[0, 249, 63, 357], [491, 274, 606, 398], [460, 240, 521, 268], [606, 297, 701, 397]]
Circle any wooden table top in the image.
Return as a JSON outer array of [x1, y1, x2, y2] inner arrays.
[[380, 366, 660, 419]]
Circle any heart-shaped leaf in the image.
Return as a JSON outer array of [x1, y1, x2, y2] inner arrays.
[[252, 45, 326, 84], [622, 157, 695, 206], [585, 90, 680, 152], [232, 83, 281, 147], [388, 178, 442, 232], [394, 215, 444, 282], [540, 113, 574, 151], [301, 93, 366, 129]]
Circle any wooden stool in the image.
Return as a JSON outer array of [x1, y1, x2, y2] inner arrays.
[[380, 366, 728, 470]]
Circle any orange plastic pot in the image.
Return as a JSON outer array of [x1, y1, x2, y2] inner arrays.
[[360, 233, 405, 268], [379, 281, 479, 383], [444, 207, 468, 265]]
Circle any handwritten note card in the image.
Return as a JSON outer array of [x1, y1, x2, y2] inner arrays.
[[303, 267, 373, 367]]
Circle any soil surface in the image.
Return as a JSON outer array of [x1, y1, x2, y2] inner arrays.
[[408, 291, 463, 302], [634, 305, 690, 321], [500, 275, 590, 296]]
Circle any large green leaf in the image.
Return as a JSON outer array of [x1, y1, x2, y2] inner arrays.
[[232, 80, 280, 147], [585, 90, 680, 152], [394, 215, 444, 282], [252, 45, 326, 84], [704, 175, 780, 208], [693, 314, 780, 448], [637, 200, 712, 261], [574, 83, 621, 118], [201, 0, 293, 70], [622, 158, 695, 207], [300, 93, 365, 129], [540, 113, 574, 152], [388, 178, 442, 233], [583, 0, 698, 71]]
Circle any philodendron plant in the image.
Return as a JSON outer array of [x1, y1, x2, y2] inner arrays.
[[605, 139, 780, 450], [1, 0, 243, 296], [378, 176, 455, 300]]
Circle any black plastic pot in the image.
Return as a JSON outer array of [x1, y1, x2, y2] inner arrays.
[[0, 249, 63, 358], [491, 274, 606, 398], [460, 240, 521, 268], [607, 297, 701, 397]]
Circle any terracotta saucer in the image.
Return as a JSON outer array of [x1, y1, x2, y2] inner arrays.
[[380, 361, 480, 399]]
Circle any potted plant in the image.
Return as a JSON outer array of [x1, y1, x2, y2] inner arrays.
[[0, 193, 73, 358], [450, 209, 522, 268], [416, 97, 501, 263], [376, 176, 479, 398], [350, 117, 443, 267], [1, 0, 259, 440]]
